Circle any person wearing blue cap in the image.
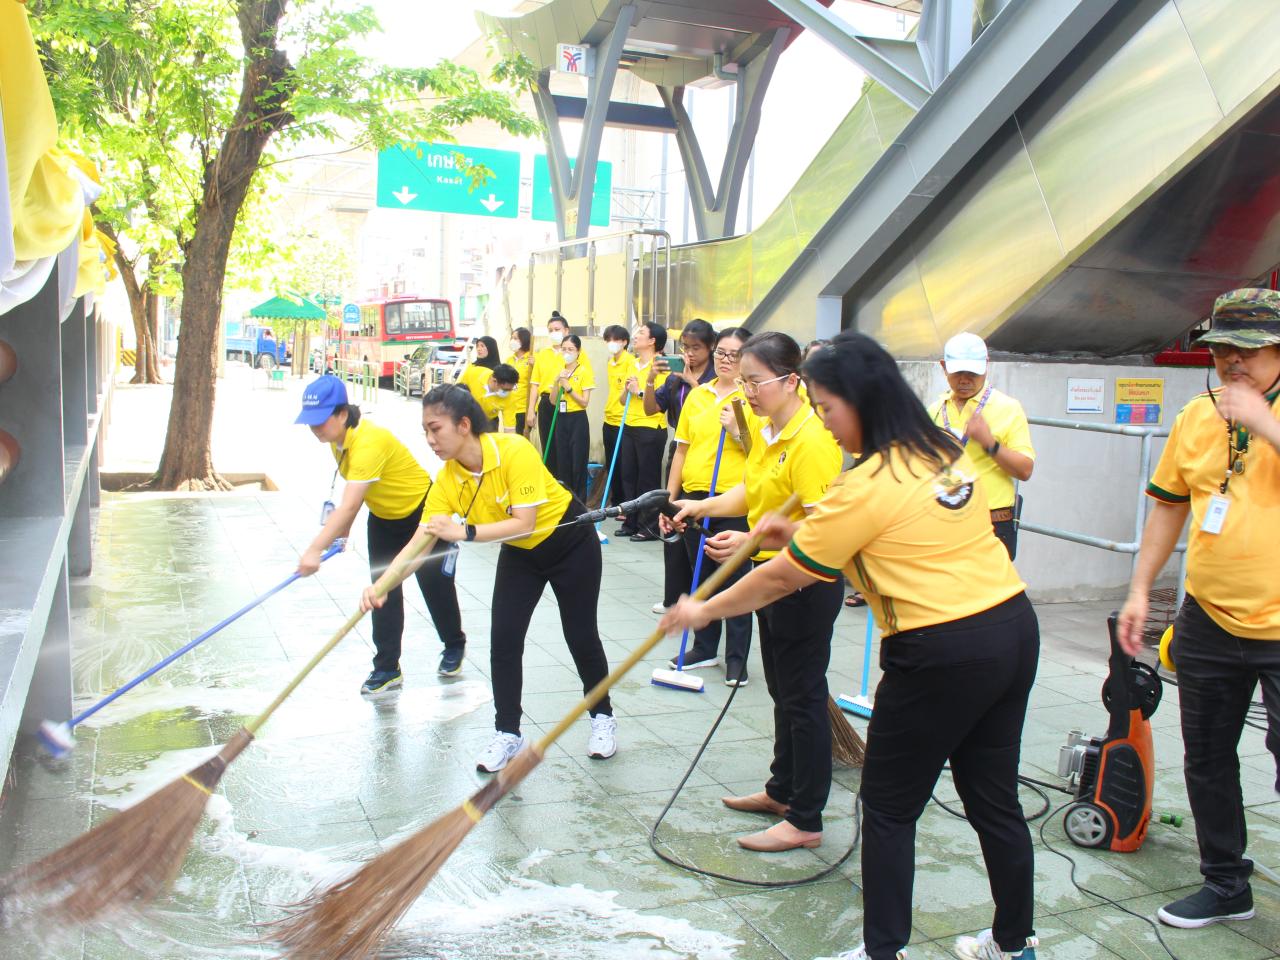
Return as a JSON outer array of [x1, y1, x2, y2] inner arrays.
[[295, 375, 467, 692]]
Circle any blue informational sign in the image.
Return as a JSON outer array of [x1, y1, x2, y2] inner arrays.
[[342, 303, 360, 330], [1115, 403, 1161, 424], [376, 143, 520, 218]]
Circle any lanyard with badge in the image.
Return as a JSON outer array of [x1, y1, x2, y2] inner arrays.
[[438, 470, 487, 576], [938, 385, 993, 442], [1202, 373, 1274, 535], [320, 447, 349, 525]]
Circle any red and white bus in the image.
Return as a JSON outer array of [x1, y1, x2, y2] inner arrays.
[[335, 296, 456, 382]]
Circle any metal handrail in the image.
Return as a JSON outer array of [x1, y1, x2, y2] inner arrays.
[[1018, 415, 1187, 605]]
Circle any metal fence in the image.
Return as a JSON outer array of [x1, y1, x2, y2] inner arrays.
[[331, 358, 378, 404], [1018, 416, 1187, 608]]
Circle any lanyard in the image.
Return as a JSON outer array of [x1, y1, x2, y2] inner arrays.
[[1206, 370, 1280, 495], [939, 386, 993, 442]]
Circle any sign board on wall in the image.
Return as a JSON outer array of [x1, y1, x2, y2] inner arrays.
[[342, 303, 360, 331], [1115, 377, 1164, 424], [556, 43, 594, 76], [1066, 378, 1105, 414]]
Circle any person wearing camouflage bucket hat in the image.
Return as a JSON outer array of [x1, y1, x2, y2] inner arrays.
[[1117, 285, 1280, 931]]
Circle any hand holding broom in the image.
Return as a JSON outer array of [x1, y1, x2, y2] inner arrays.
[[265, 495, 802, 960], [0, 535, 441, 925]]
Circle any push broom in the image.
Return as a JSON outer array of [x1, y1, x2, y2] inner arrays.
[[265, 497, 798, 960], [0, 533, 442, 925], [651, 427, 728, 693], [588, 390, 631, 544], [36, 540, 346, 759], [730, 397, 863, 766]]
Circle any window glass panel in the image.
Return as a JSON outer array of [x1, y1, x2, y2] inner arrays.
[[384, 303, 402, 335]]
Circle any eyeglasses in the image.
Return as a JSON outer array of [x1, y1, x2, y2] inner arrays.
[[734, 373, 791, 397], [713, 349, 741, 362], [1208, 343, 1261, 359]]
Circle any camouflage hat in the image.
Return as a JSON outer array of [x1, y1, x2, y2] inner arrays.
[[1195, 288, 1280, 349]]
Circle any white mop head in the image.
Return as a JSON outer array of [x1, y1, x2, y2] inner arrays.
[[650, 668, 704, 693], [37, 720, 75, 758]]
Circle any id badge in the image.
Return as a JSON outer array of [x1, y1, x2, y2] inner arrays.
[[441, 542, 460, 578], [319, 500, 336, 525], [1201, 494, 1230, 535], [559, 397, 568, 413]]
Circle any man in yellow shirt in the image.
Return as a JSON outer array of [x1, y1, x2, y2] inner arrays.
[[928, 332, 1035, 559], [1119, 288, 1280, 931]]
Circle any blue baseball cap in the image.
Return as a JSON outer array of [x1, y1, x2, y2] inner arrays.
[[295, 375, 348, 425]]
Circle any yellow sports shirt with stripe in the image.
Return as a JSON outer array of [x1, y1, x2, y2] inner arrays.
[[530, 346, 565, 397], [604, 352, 638, 426], [674, 380, 758, 493], [505, 351, 534, 426], [630, 358, 668, 429], [746, 405, 844, 561], [927, 388, 1035, 510], [422, 433, 571, 550], [557, 362, 595, 413], [1146, 388, 1280, 639], [785, 447, 1026, 636], [332, 420, 429, 521]]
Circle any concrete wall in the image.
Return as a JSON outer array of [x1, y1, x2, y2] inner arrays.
[[899, 360, 1207, 602]]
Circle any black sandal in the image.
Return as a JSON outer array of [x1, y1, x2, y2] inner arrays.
[[845, 592, 867, 608]]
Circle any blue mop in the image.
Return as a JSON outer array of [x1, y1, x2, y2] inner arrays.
[[595, 391, 632, 544], [651, 427, 728, 694], [37, 539, 346, 757], [837, 612, 875, 718]]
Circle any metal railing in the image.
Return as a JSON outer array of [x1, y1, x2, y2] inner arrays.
[[1018, 416, 1187, 605], [331, 358, 378, 404]]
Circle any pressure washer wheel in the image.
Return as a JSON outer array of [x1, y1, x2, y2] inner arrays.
[[1064, 801, 1113, 848]]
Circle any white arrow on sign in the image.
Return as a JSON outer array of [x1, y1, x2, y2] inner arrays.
[[479, 194, 505, 213], [392, 186, 418, 205]]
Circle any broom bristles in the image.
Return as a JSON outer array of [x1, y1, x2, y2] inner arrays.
[[828, 695, 866, 768], [0, 729, 252, 924], [268, 745, 544, 959]]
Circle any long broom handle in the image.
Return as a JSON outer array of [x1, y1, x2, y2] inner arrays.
[[860, 613, 875, 699], [541, 387, 565, 464], [538, 493, 801, 753], [242, 535, 440, 736], [732, 398, 752, 455], [596, 390, 631, 514], [67, 540, 346, 730], [676, 427, 728, 668]]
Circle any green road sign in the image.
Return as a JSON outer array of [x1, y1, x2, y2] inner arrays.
[[532, 156, 612, 227], [377, 143, 519, 218]]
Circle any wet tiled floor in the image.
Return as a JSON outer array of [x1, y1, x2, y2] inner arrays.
[[3, 381, 1280, 959]]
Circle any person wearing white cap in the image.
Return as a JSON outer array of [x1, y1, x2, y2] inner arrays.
[[927, 333, 1035, 559]]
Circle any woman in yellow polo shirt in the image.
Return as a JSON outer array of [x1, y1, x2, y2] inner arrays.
[[658, 326, 755, 685], [600, 324, 636, 510], [362, 384, 618, 774], [552, 334, 595, 499], [505, 326, 534, 434], [295, 375, 465, 694], [672, 332, 843, 854], [661, 331, 1040, 960]]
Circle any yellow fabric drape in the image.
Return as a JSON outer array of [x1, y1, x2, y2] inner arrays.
[[1, 1, 84, 261]]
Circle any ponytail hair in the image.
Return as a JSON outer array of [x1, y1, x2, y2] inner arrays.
[[422, 383, 493, 435]]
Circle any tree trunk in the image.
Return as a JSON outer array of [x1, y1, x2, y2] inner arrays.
[[152, 0, 293, 491], [110, 244, 161, 385], [142, 289, 161, 383]]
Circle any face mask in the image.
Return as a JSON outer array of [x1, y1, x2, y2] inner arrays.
[[607, 342, 624, 356], [509, 340, 520, 352], [563, 352, 578, 364], [549, 330, 564, 345]]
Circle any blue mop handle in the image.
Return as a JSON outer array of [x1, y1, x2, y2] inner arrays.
[[596, 390, 631, 526], [859, 612, 875, 698], [66, 539, 346, 730], [675, 427, 728, 670]]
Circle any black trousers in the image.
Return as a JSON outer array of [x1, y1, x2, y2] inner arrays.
[[619, 424, 667, 507], [536, 394, 558, 476], [662, 441, 692, 605], [993, 518, 1017, 560], [678, 489, 751, 670], [554, 409, 590, 500], [601, 422, 623, 508], [515, 412, 526, 436], [756, 572, 844, 832], [365, 506, 465, 674], [861, 592, 1038, 959], [490, 501, 612, 735], [1173, 594, 1280, 898]]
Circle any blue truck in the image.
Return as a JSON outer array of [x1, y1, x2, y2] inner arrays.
[[225, 323, 289, 369]]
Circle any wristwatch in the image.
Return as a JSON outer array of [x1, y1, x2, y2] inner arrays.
[[984, 440, 1001, 457], [465, 523, 477, 542]]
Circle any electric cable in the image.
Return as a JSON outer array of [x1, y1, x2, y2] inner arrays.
[[648, 682, 861, 888], [928, 766, 1058, 824]]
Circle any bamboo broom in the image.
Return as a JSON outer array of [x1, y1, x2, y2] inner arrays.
[[266, 496, 803, 960], [0, 535, 441, 925], [733, 397, 864, 769]]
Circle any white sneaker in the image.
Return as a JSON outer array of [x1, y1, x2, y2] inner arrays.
[[666, 654, 720, 671], [835, 946, 907, 960], [954, 930, 1038, 959], [652, 601, 670, 614], [587, 714, 617, 759], [475, 731, 527, 773]]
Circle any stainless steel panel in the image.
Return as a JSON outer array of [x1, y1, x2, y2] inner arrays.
[[852, 241, 938, 357], [1175, 0, 1280, 117], [1019, 1, 1221, 256]]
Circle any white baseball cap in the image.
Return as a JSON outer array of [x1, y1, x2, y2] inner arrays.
[[943, 332, 988, 376]]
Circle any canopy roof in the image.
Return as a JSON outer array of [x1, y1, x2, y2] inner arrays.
[[248, 293, 325, 320]]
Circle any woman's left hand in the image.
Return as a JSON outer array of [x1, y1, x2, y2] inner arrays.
[[659, 596, 712, 634], [754, 514, 799, 550], [703, 529, 747, 562], [425, 515, 466, 542]]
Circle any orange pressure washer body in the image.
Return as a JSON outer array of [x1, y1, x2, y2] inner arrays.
[[1058, 616, 1162, 853]]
